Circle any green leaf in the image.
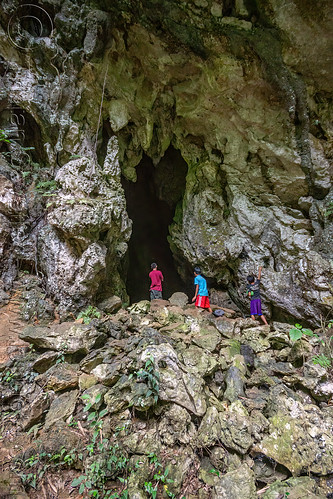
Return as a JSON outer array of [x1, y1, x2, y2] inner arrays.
[[79, 482, 85, 494], [302, 328, 313, 337], [289, 328, 302, 341], [71, 476, 85, 486], [99, 408, 108, 418], [295, 323, 302, 329]]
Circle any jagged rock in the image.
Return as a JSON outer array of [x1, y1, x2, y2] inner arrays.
[[262, 476, 326, 499], [240, 326, 271, 353], [166, 448, 196, 495], [180, 344, 218, 377], [240, 344, 255, 367], [267, 330, 291, 350], [210, 446, 242, 473], [44, 390, 79, 430], [168, 292, 189, 307], [128, 301, 151, 314], [219, 401, 254, 454], [20, 322, 107, 354], [243, 387, 269, 412], [36, 362, 79, 392], [212, 465, 256, 499], [91, 360, 127, 386], [0, 175, 26, 217], [98, 295, 122, 314], [196, 406, 222, 447], [122, 428, 162, 455], [32, 351, 58, 374], [20, 288, 55, 323], [198, 457, 220, 486], [141, 344, 207, 416], [252, 453, 289, 484], [219, 339, 241, 364], [288, 338, 313, 365], [256, 385, 333, 475], [19, 383, 52, 430], [82, 384, 108, 409], [0, 287, 9, 307], [158, 404, 196, 445], [0, 0, 332, 326], [213, 319, 236, 338], [223, 366, 245, 403], [192, 327, 222, 352], [79, 372, 98, 390]]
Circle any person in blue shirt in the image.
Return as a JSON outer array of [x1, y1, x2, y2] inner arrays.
[[192, 266, 213, 313]]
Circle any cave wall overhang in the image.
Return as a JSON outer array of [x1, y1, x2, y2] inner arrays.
[[0, 0, 332, 323]]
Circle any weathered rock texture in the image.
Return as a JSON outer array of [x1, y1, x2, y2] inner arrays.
[[2, 300, 332, 497], [0, 1, 332, 323]]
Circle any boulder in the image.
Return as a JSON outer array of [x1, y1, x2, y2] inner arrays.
[[20, 322, 107, 354], [262, 476, 326, 499], [192, 327, 222, 352], [98, 295, 122, 314], [158, 404, 196, 446], [141, 344, 207, 416], [219, 401, 254, 454], [36, 362, 79, 392], [44, 390, 79, 430], [180, 344, 218, 377], [212, 465, 256, 499], [223, 366, 245, 403], [256, 385, 333, 475], [128, 300, 151, 314], [168, 292, 189, 307]]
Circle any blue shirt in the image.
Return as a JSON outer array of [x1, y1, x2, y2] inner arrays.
[[194, 275, 208, 296]]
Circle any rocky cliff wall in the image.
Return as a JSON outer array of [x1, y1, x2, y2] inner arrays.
[[0, 0, 332, 323]]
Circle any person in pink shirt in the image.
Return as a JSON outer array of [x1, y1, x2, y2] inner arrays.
[[149, 262, 164, 300]]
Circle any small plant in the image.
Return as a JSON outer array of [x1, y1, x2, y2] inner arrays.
[[129, 356, 160, 404], [144, 481, 158, 498], [1, 369, 16, 383], [77, 306, 101, 324], [289, 323, 314, 342], [325, 201, 333, 218], [56, 342, 68, 364], [210, 468, 220, 477], [144, 466, 174, 498], [35, 179, 58, 196], [312, 353, 331, 368]]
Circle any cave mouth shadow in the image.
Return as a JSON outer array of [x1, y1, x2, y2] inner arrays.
[[122, 147, 192, 304]]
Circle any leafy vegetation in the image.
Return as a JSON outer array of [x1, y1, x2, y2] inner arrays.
[[129, 356, 160, 405], [312, 353, 331, 368], [35, 179, 58, 196], [289, 323, 314, 342], [77, 305, 101, 324], [289, 321, 333, 369]]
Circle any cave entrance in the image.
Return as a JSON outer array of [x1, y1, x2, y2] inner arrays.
[[122, 147, 190, 303]]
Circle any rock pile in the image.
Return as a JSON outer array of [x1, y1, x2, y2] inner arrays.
[[1, 298, 332, 498]]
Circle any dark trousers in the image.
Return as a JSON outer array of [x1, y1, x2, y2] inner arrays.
[[150, 289, 162, 300]]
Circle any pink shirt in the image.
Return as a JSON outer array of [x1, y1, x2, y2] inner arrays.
[[149, 270, 163, 291]]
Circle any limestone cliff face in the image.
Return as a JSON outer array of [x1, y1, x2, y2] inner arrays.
[[0, 0, 332, 323]]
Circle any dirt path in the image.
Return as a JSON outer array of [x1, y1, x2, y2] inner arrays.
[[0, 290, 29, 364]]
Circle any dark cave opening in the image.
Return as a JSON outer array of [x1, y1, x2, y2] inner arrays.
[[122, 147, 192, 303]]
